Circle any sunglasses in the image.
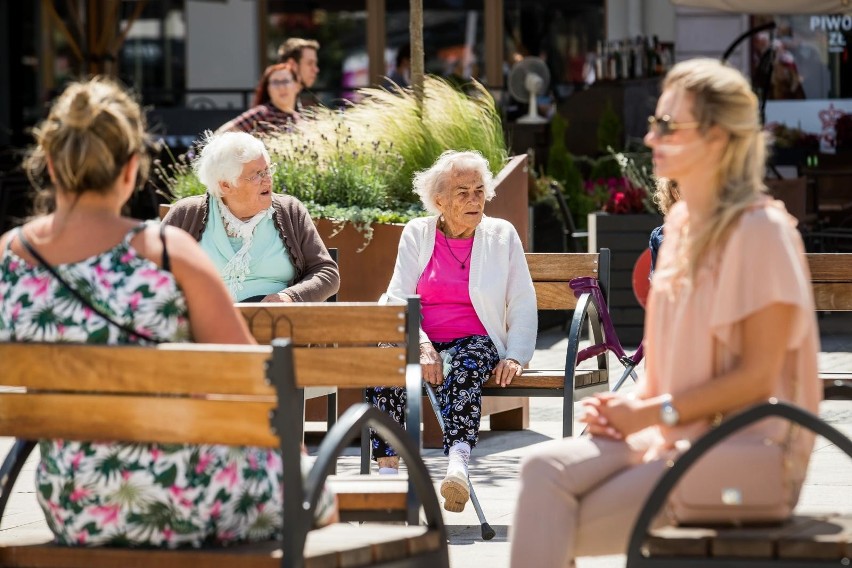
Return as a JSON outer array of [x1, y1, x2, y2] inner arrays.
[[269, 79, 294, 88], [242, 163, 278, 184], [647, 115, 700, 138]]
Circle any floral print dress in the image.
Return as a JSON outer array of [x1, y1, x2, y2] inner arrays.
[[0, 223, 309, 548]]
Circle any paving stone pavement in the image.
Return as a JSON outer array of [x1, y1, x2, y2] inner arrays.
[[1, 313, 850, 568]]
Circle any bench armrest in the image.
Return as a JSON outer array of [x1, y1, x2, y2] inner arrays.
[[625, 400, 852, 568]]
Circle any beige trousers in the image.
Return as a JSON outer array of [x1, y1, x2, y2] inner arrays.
[[509, 432, 668, 568]]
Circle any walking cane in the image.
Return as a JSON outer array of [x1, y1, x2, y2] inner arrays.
[[423, 382, 496, 541]]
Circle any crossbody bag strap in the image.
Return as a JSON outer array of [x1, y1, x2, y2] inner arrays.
[[16, 228, 162, 344]]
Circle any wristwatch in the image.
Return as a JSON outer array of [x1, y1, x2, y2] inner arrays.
[[660, 394, 680, 426]]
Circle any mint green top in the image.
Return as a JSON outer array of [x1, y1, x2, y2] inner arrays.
[[199, 197, 296, 301]]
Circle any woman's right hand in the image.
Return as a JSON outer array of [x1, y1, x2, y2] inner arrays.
[[420, 342, 444, 385]]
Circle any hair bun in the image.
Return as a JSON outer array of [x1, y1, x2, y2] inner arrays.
[[64, 88, 97, 129]]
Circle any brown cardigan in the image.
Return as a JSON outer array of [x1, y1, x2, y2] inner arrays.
[[162, 193, 340, 302]]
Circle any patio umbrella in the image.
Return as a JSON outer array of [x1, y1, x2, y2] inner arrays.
[[669, 0, 851, 13]]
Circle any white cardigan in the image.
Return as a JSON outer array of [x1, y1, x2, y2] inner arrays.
[[385, 215, 537, 366]]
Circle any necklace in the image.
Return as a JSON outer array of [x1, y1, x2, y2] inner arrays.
[[441, 229, 473, 269]]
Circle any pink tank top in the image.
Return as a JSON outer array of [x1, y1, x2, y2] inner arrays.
[[416, 235, 488, 342]]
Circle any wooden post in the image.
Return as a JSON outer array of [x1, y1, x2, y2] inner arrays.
[[484, 0, 504, 88], [409, 0, 424, 106], [366, 0, 386, 86]]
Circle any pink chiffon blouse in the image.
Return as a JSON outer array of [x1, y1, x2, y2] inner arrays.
[[642, 198, 821, 487]]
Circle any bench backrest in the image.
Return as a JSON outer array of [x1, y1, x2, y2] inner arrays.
[[0, 301, 417, 446], [0, 342, 279, 447], [238, 301, 416, 388], [808, 253, 852, 311], [525, 251, 610, 310]]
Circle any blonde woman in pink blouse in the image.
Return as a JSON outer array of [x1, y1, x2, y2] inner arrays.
[[510, 58, 820, 567]]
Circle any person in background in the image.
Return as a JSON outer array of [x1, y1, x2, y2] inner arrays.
[[648, 181, 679, 272], [383, 43, 411, 90], [510, 58, 820, 567], [0, 77, 337, 547], [277, 37, 320, 108], [163, 131, 338, 303], [217, 62, 301, 135], [368, 150, 537, 513]]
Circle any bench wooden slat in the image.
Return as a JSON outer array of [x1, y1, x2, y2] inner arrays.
[[808, 253, 852, 281], [239, 303, 407, 345], [328, 476, 409, 512], [480, 369, 606, 390], [0, 393, 278, 448], [778, 514, 852, 560], [0, 343, 272, 395], [295, 348, 406, 388], [813, 282, 852, 310], [525, 253, 599, 281], [534, 282, 579, 310], [647, 515, 852, 560], [0, 525, 441, 568]]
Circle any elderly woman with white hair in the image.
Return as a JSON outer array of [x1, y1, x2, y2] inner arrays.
[[163, 131, 339, 302], [368, 150, 537, 513]]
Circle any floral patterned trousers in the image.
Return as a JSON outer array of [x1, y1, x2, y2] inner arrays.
[[367, 334, 500, 457]]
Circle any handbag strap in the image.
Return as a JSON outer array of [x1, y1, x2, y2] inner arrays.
[[16, 227, 163, 344]]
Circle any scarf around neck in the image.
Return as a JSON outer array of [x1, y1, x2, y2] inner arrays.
[[211, 195, 274, 296]]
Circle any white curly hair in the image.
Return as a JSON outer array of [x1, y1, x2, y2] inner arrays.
[[193, 131, 270, 198], [413, 150, 495, 214]]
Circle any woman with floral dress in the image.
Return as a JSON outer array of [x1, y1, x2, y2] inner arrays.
[[0, 77, 336, 548]]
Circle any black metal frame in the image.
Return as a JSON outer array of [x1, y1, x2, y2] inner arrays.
[[625, 397, 852, 568], [270, 338, 448, 568], [481, 248, 613, 437], [357, 297, 424, 526]]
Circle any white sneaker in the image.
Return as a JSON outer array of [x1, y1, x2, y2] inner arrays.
[[440, 470, 470, 512]]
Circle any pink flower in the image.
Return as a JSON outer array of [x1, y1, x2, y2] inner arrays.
[[150, 447, 161, 462], [71, 451, 84, 471], [266, 452, 281, 471], [76, 529, 88, 544], [128, 292, 142, 311], [162, 527, 173, 543], [22, 275, 50, 298], [91, 504, 121, 526], [169, 485, 192, 507], [248, 453, 258, 470], [195, 453, 214, 474], [140, 268, 171, 289], [69, 486, 93, 502], [121, 470, 131, 481], [9, 260, 18, 271], [210, 500, 222, 518], [121, 251, 136, 263], [214, 462, 239, 488], [10, 303, 21, 322]]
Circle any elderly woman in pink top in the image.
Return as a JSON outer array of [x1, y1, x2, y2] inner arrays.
[[368, 150, 537, 513], [510, 58, 821, 567]]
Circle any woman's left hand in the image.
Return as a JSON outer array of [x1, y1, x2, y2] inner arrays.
[[492, 358, 523, 387], [582, 393, 657, 439], [262, 291, 295, 303]]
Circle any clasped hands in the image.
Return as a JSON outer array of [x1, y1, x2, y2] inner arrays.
[[419, 342, 522, 387], [580, 392, 658, 440]]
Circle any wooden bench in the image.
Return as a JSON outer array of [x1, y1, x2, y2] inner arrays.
[[237, 299, 424, 523], [422, 250, 614, 446], [809, 253, 852, 391], [0, 306, 447, 567], [623, 252, 852, 567], [626, 397, 852, 567]]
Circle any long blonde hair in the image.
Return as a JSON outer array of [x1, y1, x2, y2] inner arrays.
[[658, 58, 767, 277]]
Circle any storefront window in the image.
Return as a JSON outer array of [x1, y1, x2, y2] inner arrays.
[[751, 14, 850, 101]]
